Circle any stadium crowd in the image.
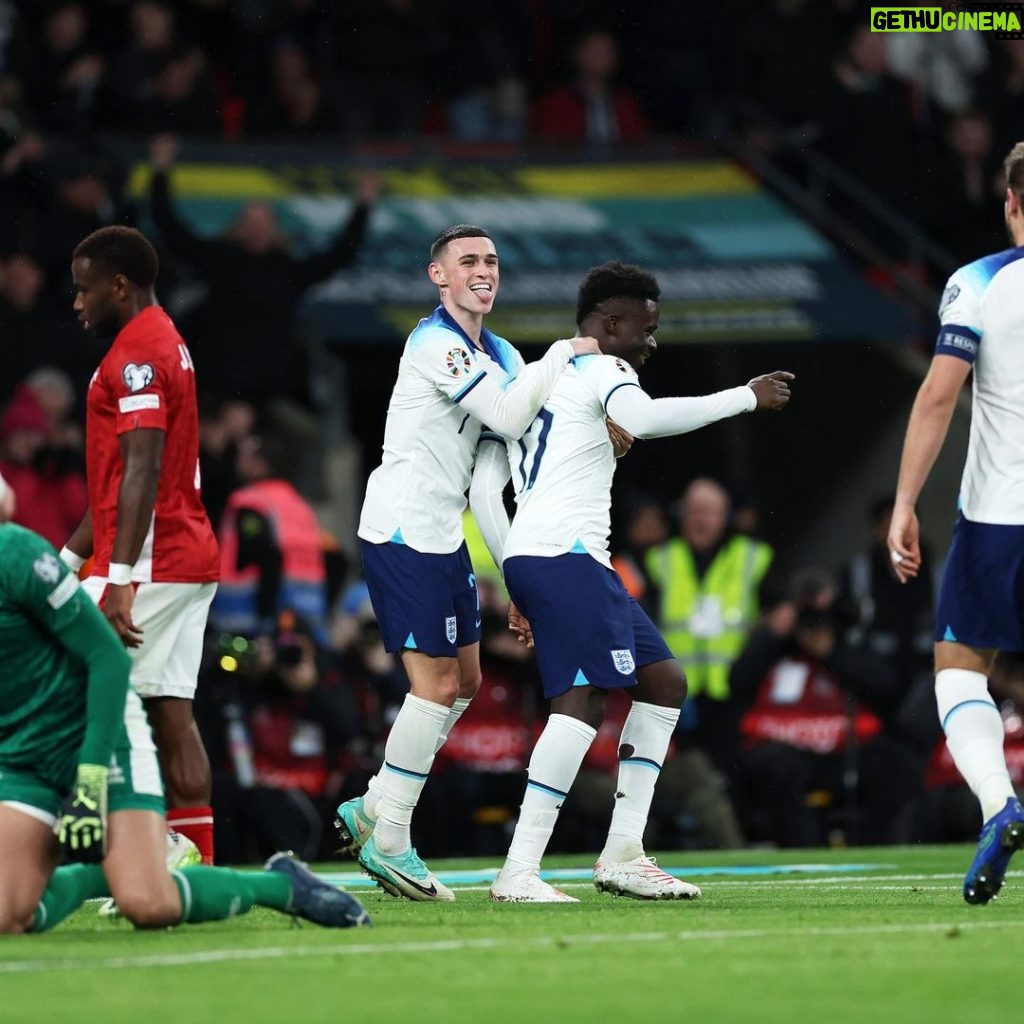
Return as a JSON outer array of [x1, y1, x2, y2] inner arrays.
[[3, 1, 1024, 862]]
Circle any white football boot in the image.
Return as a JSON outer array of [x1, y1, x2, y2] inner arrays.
[[489, 871, 579, 903], [593, 856, 702, 900]]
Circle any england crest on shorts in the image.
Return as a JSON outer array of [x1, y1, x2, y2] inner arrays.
[[445, 616, 457, 644], [611, 649, 635, 675]]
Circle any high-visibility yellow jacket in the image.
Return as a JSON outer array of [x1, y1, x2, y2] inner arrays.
[[645, 535, 772, 700]]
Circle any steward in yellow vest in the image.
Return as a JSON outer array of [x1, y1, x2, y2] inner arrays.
[[644, 479, 772, 702]]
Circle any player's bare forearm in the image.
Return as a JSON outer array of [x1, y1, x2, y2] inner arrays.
[[113, 429, 164, 566], [894, 375, 961, 511], [64, 507, 94, 559]]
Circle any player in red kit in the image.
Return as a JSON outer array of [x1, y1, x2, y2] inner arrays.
[[61, 226, 219, 864]]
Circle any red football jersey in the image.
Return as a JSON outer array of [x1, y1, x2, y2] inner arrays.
[[86, 306, 219, 583]]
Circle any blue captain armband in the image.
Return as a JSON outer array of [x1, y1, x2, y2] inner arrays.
[[935, 325, 980, 363]]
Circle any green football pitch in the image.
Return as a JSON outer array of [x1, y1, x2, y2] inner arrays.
[[3, 845, 1019, 1024]]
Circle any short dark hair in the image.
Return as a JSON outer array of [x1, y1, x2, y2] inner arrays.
[[73, 226, 159, 288], [430, 224, 491, 262], [576, 261, 660, 326], [1005, 142, 1024, 204]]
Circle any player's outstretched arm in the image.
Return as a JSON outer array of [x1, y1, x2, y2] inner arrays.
[[746, 371, 795, 410], [888, 354, 971, 583], [457, 337, 600, 441], [606, 371, 792, 440]]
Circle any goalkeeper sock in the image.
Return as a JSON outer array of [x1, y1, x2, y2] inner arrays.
[[171, 867, 292, 923], [168, 806, 215, 865], [31, 864, 108, 932]]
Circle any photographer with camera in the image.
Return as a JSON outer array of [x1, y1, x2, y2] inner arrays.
[[206, 612, 361, 863], [729, 567, 921, 847]]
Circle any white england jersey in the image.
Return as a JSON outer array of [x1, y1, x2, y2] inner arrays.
[[936, 247, 1024, 525], [502, 354, 639, 568], [359, 305, 523, 554]]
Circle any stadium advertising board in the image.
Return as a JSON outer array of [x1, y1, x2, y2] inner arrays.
[[132, 157, 916, 345]]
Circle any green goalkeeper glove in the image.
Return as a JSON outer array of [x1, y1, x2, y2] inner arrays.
[[58, 764, 109, 863]]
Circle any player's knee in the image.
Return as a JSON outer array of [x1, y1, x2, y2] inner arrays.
[[117, 887, 180, 929], [167, 759, 211, 804], [0, 905, 31, 934], [457, 664, 482, 699], [637, 659, 687, 708], [414, 664, 462, 706]]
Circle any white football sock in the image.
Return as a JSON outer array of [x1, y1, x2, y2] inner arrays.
[[601, 701, 680, 863], [936, 668, 1014, 822], [499, 714, 596, 879], [373, 693, 451, 855], [361, 698, 471, 822]]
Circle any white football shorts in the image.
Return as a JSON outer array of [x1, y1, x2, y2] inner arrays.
[[82, 578, 217, 700]]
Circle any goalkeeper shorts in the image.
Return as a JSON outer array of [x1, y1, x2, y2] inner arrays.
[[0, 691, 164, 820]]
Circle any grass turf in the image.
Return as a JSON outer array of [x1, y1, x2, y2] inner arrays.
[[2, 845, 1019, 1024]]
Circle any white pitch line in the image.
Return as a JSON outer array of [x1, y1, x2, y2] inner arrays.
[[449, 872, 994, 892], [2, 919, 1022, 975]]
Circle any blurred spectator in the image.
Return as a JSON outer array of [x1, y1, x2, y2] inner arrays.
[[17, 2, 104, 132], [733, 0, 837, 132], [886, 20, 988, 115], [245, 38, 336, 137], [0, 252, 95, 405], [0, 383, 87, 548], [978, 40, 1024, 157], [15, 139, 132, 288], [921, 108, 1007, 263], [147, 134, 376, 405], [101, 0, 220, 135], [148, 44, 221, 134], [611, 495, 669, 615], [23, 366, 84, 453], [644, 477, 773, 772], [730, 567, 921, 846], [322, 2, 438, 140], [211, 431, 329, 640], [533, 28, 649, 146], [201, 613, 361, 863], [198, 398, 256, 532], [432, 4, 530, 142], [814, 24, 931, 212]]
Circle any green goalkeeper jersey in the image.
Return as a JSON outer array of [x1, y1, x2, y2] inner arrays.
[[0, 524, 129, 791]]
